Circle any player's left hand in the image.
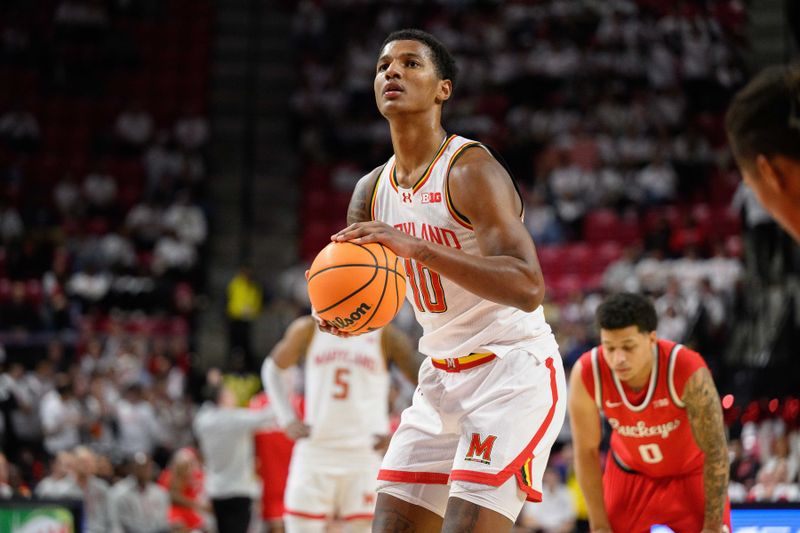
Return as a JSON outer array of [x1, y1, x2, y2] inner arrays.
[[332, 221, 421, 259], [373, 433, 392, 453], [309, 303, 358, 338], [284, 420, 311, 441]]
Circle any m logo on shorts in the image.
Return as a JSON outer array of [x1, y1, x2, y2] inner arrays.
[[465, 433, 497, 464]]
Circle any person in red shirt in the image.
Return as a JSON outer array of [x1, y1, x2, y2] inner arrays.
[[158, 447, 210, 531], [568, 292, 730, 533], [249, 390, 301, 533]]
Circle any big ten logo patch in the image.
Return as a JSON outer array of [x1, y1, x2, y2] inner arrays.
[[420, 192, 442, 204], [465, 433, 497, 465]]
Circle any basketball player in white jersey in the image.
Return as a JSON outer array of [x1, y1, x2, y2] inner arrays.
[[323, 29, 567, 533], [262, 315, 421, 533]]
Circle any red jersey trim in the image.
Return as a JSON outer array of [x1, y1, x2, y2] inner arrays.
[[284, 509, 327, 520], [388, 161, 399, 193], [590, 347, 602, 409], [369, 165, 386, 222], [377, 469, 450, 485], [610, 345, 659, 412], [667, 343, 686, 408], [444, 142, 482, 230], [389, 135, 456, 194], [450, 357, 559, 502]]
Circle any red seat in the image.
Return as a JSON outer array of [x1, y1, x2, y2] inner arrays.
[[547, 274, 583, 302], [537, 246, 564, 278], [595, 241, 623, 269], [709, 207, 741, 238], [644, 205, 682, 231], [562, 243, 593, 274], [0, 278, 11, 303], [583, 209, 619, 243], [302, 220, 338, 262], [26, 279, 43, 305]]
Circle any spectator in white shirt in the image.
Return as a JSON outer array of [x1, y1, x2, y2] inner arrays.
[[83, 167, 118, 215], [193, 378, 275, 533], [152, 230, 197, 275], [749, 462, 800, 502], [125, 198, 164, 250], [53, 173, 84, 218], [111, 453, 172, 533], [115, 101, 154, 152], [162, 190, 207, 246], [0, 200, 23, 244], [656, 303, 688, 343], [0, 106, 40, 150], [40, 377, 82, 455], [35, 451, 76, 497], [67, 264, 111, 304], [173, 107, 209, 151], [603, 246, 641, 293], [636, 151, 677, 204], [115, 384, 163, 458], [62, 446, 113, 533]]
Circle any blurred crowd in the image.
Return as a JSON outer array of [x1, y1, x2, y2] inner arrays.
[[0, 0, 212, 361], [1, 0, 799, 532], [0, 1, 214, 527]]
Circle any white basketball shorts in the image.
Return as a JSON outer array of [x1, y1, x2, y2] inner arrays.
[[376, 341, 566, 521], [284, 441, 382, 521]]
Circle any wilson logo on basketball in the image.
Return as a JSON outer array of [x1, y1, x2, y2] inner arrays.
[[420, 192, 442, 204], [465, 433, 497, 464], [330, 302, 372, 329]]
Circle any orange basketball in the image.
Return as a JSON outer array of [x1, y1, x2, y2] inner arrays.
[[307, 242, 407, 333]]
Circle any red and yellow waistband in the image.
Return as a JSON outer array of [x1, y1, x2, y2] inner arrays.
[[430, 352, 496, 372]]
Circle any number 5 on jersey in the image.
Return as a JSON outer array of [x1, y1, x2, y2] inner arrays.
[[333, 367, 349, 399], [404, 259, 447, 313]]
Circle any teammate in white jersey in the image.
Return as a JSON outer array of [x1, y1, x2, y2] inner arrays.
[[324, 29, 567, 533], [262, 315, 421, 533]]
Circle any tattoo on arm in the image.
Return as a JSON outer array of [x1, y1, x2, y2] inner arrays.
[[684, 367, 729, 530], [347, 170, 381, 225], [372, 509, 415, 533], [442, 498, 481, 533]]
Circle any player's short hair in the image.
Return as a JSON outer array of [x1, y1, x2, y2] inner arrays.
[[381, 29, 458, 87], [596, 293, 658, 333], [725, 63, 800, 168]]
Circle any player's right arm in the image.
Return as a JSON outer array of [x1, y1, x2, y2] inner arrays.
[[262, 315, 316, 439], [568, 359, 613, 533], [346, 166, 383, 225]]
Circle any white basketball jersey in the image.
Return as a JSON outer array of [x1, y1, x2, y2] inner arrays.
[[370, 134, 553, 359], [303, 329, 389, 450]]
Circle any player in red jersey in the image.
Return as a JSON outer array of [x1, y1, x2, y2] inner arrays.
[[568, 292, 730, 533]]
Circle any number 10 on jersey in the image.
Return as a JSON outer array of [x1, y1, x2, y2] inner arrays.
[[404, 259, 447, 313]]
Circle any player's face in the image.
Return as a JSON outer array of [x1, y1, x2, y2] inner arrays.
[[600, 326, 657, 386], [374, 40, 451, 117]]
